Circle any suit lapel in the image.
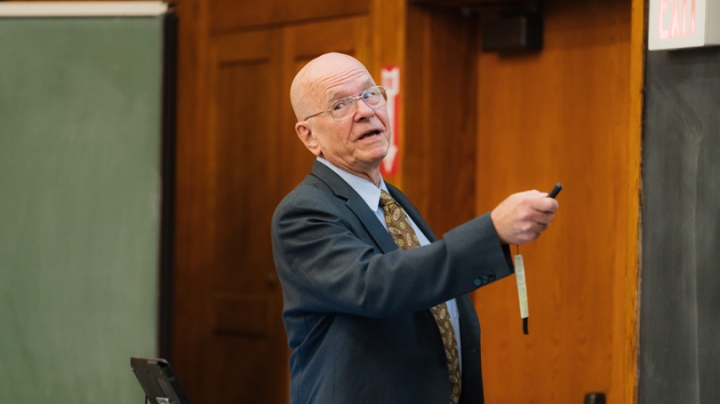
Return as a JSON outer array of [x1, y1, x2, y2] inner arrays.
[[310, 161, 398, 253]]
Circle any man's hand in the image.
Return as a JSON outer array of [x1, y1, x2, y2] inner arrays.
[[490, 190, 559, 245]]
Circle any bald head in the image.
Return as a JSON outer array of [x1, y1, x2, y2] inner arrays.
[[290, 53, 371, 121], [289, 52, 390, 185]]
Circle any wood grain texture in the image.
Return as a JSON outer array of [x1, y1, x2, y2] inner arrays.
[[208, 0, 369, 33], [472, 0, 641, 403], [169, 0, 213, 400], [200, 28, 289, 404], [620, 1, 644, 401], [403, 5, 478, 235]]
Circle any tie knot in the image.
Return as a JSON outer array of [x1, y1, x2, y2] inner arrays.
[[379, 190, 397, 208]]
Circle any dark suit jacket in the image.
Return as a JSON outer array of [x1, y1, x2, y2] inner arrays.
[[271, 161, 514, 404]]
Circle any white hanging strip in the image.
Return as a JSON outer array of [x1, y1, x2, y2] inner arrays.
[[514, 253, 529, 335]]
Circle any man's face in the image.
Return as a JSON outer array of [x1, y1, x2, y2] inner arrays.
[[298, 63, 391, 179]]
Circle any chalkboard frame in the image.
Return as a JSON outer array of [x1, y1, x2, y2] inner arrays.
[[158, 8, 177, 363]]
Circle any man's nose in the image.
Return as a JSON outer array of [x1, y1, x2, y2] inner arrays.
[[354, 98, 375, 120]]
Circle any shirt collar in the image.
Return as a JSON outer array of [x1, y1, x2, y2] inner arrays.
[[317, 157, 387, 211]]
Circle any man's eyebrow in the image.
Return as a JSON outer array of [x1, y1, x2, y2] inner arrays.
[[326, 80, 375, 103], [325, 91, 342, 104]]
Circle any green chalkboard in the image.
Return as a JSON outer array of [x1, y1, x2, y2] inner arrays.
[[0, 15, 171, 404]]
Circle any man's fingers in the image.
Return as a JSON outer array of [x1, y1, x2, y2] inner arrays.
[[527, 211, 555, 226], [541, 212, 555, 224], [529, 221, 548, 233], [530, 196, 559, 213], [492, 189, 561, 245]]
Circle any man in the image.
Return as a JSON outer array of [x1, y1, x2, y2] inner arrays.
[[271, 52, 558, 404]]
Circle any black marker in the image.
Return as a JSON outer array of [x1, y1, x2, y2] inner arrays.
[[548, 183, 563, 198]]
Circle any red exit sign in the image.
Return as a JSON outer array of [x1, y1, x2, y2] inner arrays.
[[649, 0, 720, 50]]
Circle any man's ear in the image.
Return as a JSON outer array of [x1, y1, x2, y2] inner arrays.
[[295, 122, 321, 156]]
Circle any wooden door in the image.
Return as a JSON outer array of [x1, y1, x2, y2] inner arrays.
[[174, 16, 370, 404], [203, 28, 288, 404]]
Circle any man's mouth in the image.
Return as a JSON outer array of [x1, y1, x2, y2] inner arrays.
[[359, 129, 382, 140]]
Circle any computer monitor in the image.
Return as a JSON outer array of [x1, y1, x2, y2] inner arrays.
[[130, 357, 191, 404]]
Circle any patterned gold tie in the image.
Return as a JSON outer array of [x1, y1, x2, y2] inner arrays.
[[379, 190, 461, 404]]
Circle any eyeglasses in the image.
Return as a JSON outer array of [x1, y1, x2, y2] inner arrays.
[[304, 86, 388, 122]]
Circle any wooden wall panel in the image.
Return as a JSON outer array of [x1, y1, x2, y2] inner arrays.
[[471, 0, 642, 403], [404, 6, 478, 235], [200, 28, 289, 404], [170, 0, 213, 400], [622, 0, 644, 401], [208, 0, 369, 33], [404, 1, 643, 403]]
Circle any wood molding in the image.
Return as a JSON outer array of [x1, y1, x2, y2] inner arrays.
[[617, 0, 646, 402]]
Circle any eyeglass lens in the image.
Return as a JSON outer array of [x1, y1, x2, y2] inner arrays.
[[330, 87, 387, 121]]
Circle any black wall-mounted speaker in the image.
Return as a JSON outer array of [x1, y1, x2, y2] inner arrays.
[[584, 392, 606, 404], [482, 13, 543, 53]]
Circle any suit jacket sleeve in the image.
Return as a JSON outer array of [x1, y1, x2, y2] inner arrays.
[[271, 175, 514, 319]]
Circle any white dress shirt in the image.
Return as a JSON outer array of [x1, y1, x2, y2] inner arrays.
[[317, 157, 463, 371]]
